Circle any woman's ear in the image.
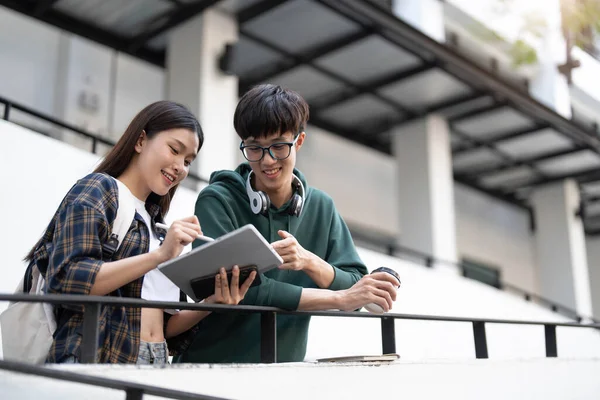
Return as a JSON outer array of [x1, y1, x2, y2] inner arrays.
[[134, 130, 147, 153]]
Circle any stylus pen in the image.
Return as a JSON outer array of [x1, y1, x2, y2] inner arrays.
[[155, 222, 215, 242]]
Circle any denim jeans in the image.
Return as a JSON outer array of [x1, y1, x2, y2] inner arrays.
[[62, 355, 79, 364], [137, 340, 168, 365]]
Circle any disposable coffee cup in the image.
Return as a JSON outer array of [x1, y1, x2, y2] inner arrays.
[[364, 267, 401, 314]]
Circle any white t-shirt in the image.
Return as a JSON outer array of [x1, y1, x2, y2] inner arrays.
[[130, 196, 180, 307]]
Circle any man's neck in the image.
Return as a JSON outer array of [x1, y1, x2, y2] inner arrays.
[[255, 174, 294, 209], [266, 185, 294, 209]]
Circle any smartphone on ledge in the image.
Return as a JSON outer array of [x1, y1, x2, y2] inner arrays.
[[189, 265, 261, 301]]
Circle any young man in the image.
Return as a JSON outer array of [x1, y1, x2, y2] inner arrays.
[[175, 84, 398, 363]]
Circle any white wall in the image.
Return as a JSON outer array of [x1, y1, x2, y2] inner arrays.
[[111, 53, 165, 141], [297, 125, 399, 237], [455, 185, 537, 291], [57, 35, 114, 151], [0, 8, 61, 132], [588, 237, 600, 320]]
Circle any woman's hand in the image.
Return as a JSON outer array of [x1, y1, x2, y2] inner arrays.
[[205, 266, 256, 305], [155, 216, 201, 263]]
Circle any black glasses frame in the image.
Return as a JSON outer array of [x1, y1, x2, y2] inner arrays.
[[239, 135, 300, 162]]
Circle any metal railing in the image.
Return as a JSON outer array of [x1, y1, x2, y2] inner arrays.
[[1, 293, 599, 365], [350, 228, 596, 323], [3, 294, 598, 398], [1, 94, 596, 324], [0, 95, 209, 186], [0, 358, 229, 400]]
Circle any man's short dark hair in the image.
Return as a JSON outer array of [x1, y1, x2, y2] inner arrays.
[[234, 84, 310, 140]]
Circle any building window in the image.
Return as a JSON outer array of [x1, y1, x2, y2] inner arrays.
[[461, 259, 501, 289]]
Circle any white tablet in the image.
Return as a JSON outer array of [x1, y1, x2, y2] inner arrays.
[[157, 224, 283, 301]]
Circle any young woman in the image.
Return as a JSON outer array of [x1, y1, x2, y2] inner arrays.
[[24, 101, 255, 364]]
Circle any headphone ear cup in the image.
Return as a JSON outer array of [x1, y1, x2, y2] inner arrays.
[[259, 191, 271, 216], [288, 194, 302, 217]]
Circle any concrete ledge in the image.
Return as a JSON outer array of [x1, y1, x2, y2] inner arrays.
[[1, 358, 599, 399]]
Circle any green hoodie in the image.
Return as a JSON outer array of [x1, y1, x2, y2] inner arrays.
[[174, 163, 367, 363]]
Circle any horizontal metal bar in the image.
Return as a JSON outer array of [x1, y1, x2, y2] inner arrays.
[[0, 96, 114, 146], [0, 293, 598, 328], [0, 96, 210, 185], [0, 360, 229, 400]]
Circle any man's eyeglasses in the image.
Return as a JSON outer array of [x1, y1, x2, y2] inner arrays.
[[240, 135, 299, 162]]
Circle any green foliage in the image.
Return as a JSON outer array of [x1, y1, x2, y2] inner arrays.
[[509, 39, 538, 67]]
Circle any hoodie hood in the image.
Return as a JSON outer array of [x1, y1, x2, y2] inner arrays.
[[206, 163, 309, 240]]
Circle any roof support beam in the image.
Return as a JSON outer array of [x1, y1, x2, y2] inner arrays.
[[373, 91, 489, 138], [237, 0, 290, 23], [509, 167, 600, 190], [127, 0, 221, 53], [240, 29, 373, 87], [459, 147, 587, 178], [452, 123, 552, 155], [0, 0, 165, 66], [33, 0, 59, 17], [311, 62, 437, 112], [239, 29, 415, 119], [448, 102, 508, 123], [315, 0, 600, 154], [309, 116, 389, 154]]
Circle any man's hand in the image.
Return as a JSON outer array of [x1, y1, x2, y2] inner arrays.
[[271, 230, 313, 271], [336, 272, 399, 312]]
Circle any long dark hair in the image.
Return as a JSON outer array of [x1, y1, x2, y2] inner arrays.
[[25, 101, 203, 262], [94, 100, 203, 218]]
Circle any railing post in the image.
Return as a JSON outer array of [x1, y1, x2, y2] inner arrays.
[[125, 388, 144, 400], [472, 321, 488, 359], [3, 102, 11, 120], [92, 138, 97, 154], [386, 245, 395, 257], [381, 317, 396, 354], [80, 303, 101, 364], [524, 293, 531, 301], [260, 311, 277, 363], [425, 257, 433, 268], [545, 324, 557, 358]]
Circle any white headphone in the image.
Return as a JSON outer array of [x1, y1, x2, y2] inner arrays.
[[245, 171, 305, 217]]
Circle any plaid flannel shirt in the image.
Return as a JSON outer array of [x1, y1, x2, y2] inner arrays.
[[29, 173, 194, 363]]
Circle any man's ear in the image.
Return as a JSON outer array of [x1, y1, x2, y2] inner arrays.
[[134, 130, 147, 153], [295, 131, 306, 150]]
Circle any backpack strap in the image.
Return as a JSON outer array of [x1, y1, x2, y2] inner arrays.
[[102, 177, 137, 260]]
